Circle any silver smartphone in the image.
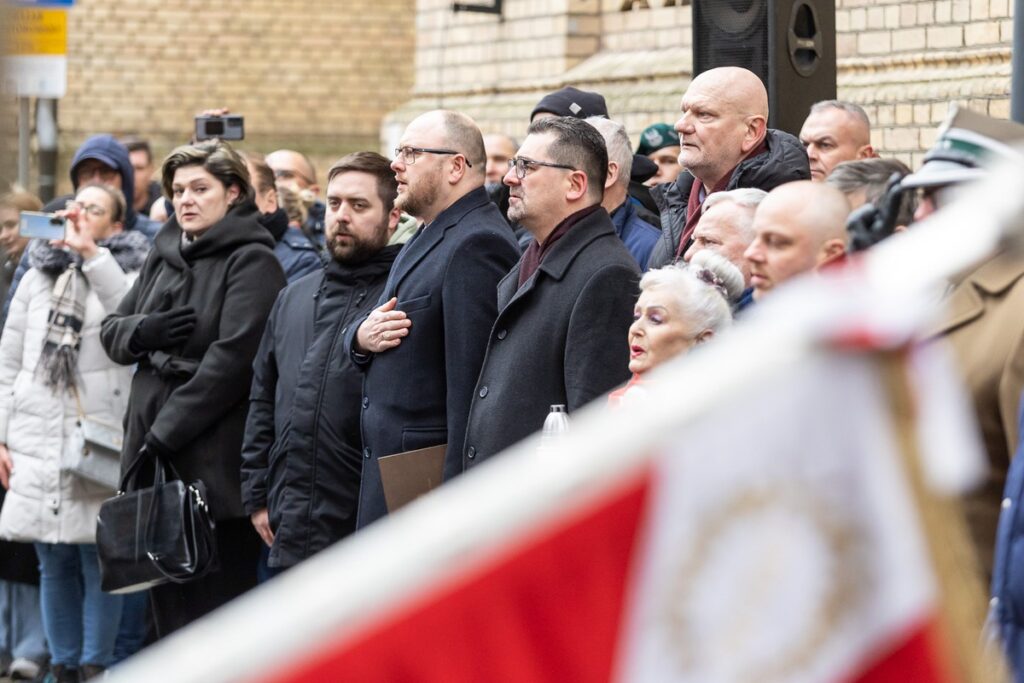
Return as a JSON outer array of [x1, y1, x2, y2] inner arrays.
[[19, 211, 66, 241]]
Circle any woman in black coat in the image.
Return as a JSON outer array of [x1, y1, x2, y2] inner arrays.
[[101, 140, 286, 637]]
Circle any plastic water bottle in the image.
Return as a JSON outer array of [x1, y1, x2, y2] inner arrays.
[[540, 404, 570, 454]]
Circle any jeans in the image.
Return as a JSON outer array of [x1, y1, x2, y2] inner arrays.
[[34, 543, 123, 668], [111, 591, 149, 664], [0, 579, 47, 663]]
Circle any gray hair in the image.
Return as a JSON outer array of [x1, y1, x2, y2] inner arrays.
[[585, 116, 633, 188], [826, 157, 915, 225], [638, 251, 742, 337], [809, 100, 872, 130], [702, 188, 766, 241], [703, 187, 767, 213]]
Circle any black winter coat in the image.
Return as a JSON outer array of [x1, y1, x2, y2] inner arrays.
[[100, 201, 286, 520], [240, 246, 399, 568], [348, 187, 520, 528], [463, 207, 639, 466], [647, 128, 810, 269]]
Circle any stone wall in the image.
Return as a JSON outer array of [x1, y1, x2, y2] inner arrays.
[[3, 0, 416, 194], [385, 0, 1013, 169]]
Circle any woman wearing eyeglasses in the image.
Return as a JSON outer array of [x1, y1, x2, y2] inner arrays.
[[0, 184, 150, 681]]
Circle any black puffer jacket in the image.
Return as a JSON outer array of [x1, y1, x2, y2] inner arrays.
[[100, 201, 286, 520], [647, 128, 810, 269], [240, 246, 399, 568]]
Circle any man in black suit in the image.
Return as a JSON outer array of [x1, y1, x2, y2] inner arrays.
[[462, 116, 639, 467], [350, 110, 520, 527]]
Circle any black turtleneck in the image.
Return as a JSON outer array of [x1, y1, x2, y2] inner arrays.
[[258, 207, 290, 243]]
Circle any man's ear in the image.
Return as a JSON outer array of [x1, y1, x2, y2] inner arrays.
[[386, 206, 401, 239], [566, 170, 589, 202], [605, 161, 619, 190], [447, 156, 471, 185], [856, 145, 876, 160], [816, 238, 847, 269], [741, 116, 768, 154]]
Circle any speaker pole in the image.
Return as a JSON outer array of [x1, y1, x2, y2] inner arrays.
[[1012, 0, 1024, 123]]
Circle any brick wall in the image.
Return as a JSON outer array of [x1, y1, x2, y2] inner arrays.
[[385, 0, 1014, 167], [3, 0, 415, 195]]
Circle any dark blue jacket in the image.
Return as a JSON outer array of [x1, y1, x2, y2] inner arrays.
[[258, 207, 323, 284], [346, 186, 520, 528], [241, 247, 399, 568], [991, 394, 1024, 679], [610, 200, 660, 272]]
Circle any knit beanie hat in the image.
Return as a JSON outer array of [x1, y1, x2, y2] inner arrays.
[[530, 87, 608, 121]]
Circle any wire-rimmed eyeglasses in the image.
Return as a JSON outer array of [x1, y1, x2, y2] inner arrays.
[[506, 156, 576, 180], [394, 146, 472, 167]]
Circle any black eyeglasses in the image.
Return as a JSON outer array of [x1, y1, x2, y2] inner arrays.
[[507, 156, 576, 180], [394, 146, 472, 167]]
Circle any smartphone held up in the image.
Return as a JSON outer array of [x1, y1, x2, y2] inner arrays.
[[19, 211, 66, 241], [194, 115, 244, 141]]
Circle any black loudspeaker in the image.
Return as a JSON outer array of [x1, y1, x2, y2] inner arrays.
[[692, 0, 836, 137]]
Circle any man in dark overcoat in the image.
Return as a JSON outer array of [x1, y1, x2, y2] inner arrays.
[[348, 110, 520, 527], [462, 116, 640, 467]]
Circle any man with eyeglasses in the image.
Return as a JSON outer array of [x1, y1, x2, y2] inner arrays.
[[266, 149, 326, 247], [462, 116, 639, 468], [346, 110, 519, 527]]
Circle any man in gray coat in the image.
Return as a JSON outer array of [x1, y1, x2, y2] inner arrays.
[[462, 116, 640, 467]]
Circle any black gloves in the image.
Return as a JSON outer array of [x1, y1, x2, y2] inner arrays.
[[131, 292, 197, 354]]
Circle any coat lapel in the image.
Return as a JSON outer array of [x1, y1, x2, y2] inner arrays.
[[384, 223, 445, 299], [925, 252, 1024, 338]]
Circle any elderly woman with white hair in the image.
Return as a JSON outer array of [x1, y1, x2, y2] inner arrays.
[[609, 251, 744, 407]]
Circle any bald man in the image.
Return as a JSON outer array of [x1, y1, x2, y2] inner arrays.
[[483, 133, 518, 187], [347, 110, 520, 527], [648, 67, 810, 270], [799, 101, 876, 181], [743, 181, 849, 300]]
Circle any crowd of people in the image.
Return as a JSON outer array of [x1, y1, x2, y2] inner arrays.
[[0, 64, 1023, 681]]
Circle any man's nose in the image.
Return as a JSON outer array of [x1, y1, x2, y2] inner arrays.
[[502, 166, 519, 187], [674, 113, 692, 134]]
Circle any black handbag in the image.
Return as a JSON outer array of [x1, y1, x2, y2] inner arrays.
[[96, 447, 219, 594]]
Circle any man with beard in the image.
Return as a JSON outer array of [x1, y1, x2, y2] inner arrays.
[[241, 152, 403, 572], [348, 110, 520, 527]]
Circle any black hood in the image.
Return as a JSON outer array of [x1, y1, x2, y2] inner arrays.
[[69, 134, 139, 226], [155, 199, 275, 269]]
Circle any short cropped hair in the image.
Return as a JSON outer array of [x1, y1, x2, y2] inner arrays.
[[242, 153, 276, 197], [328, 151, 400, 214], [78, 183, 127, 225], [526, 116, 608, 200], [703, 187, 767, 213], [809, 100, 872, 129], [826, 157, 915, 225], [161, 139, 253, 204], [585, 116, 633, 188], [121, 137, 153, 164]]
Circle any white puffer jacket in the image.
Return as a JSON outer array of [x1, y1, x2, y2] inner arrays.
[[0, 249, 137, 544]]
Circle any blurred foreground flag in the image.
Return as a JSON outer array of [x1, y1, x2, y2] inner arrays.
[[250, 351, 976, 683]]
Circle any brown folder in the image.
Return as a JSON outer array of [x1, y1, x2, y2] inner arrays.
[[378, 443, 447, 513]]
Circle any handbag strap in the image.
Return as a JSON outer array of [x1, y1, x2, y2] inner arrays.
[[143, 480, 217, 584], [69, 385, 85, 421]]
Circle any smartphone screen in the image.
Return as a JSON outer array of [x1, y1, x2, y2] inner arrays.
[[19, 211, 66, 241]]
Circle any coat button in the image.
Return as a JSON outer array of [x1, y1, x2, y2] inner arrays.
[[113, 389, 121, 396], [363, 448, 371, 459], [496, 329, 507, 340], [362, 397, 369, 408], [1003, 497, 1013, 510], [467, 446, 476, 459], [478, 386, 488, 398]]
